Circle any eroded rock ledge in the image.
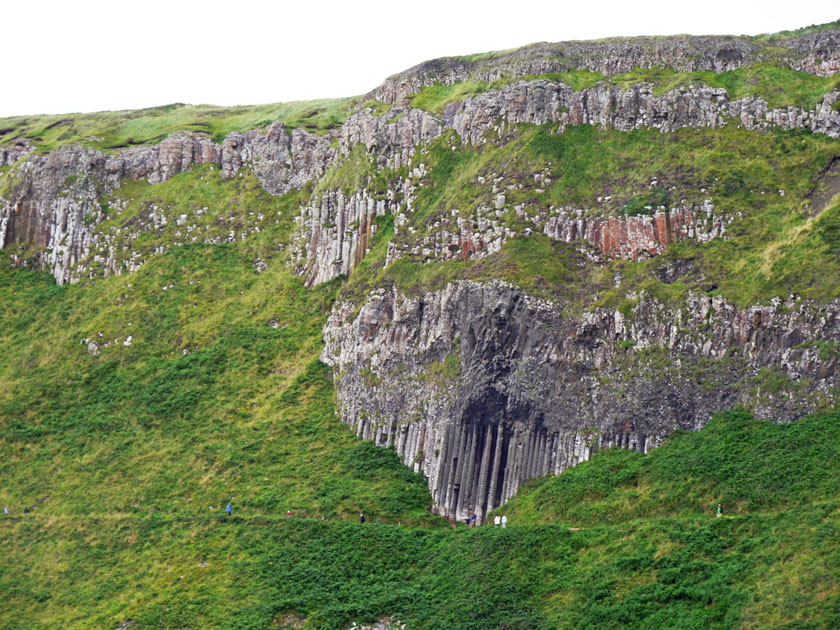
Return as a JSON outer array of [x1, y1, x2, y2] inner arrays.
[[4, 77, 840, 285], [367, 29, 840, 104], [322, 281, 840, 521]]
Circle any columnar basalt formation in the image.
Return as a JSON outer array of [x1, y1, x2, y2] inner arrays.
[[0, 124, 336, 283], [297, 188, 398, 288], [543, 202, 729, 260], [4, 76, 840, 285], [441, 81, 840, 144], [340, 107, 442, 167], [298, 83, 839, 285], [322, 282, 840, 521]]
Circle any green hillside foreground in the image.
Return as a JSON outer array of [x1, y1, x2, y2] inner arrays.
[[0, 248, 838, 628], [1, 127, 840, 630], [2, 318, 839, 630]]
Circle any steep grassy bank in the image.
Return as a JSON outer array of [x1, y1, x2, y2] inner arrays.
[[0, 254, 435, 525], [2, 410, 838, 629]]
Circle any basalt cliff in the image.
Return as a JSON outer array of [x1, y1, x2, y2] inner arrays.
[[3, 23, 840, 522]]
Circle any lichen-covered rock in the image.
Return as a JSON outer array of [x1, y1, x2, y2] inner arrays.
[[322, 282, 840, 521]]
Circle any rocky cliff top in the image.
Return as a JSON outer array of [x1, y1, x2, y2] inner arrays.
[[366, 23, 840, 104]]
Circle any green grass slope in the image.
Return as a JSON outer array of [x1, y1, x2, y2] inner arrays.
[[0, 98, 351, 152], [3, 403, 839, 628]]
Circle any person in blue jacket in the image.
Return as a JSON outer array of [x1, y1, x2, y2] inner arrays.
[[227, 502, 232, 517]]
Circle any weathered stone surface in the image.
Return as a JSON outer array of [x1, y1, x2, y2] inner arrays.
[[543, 202, 729, 260], [367, 29, 840, 104], [443, 81, 840, 144], [4, 78, 839, 286], [296, 188, 398, 288], [0, 140, 33, 166], [322, 282, 840, 521], [0, 125, 336, 283], [296, 82, 839, 286], [340, 107, 442, 168]]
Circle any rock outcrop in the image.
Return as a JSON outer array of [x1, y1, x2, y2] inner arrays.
[[297, 188, 398, 288], [367, 29, 840, 104], [543, 202, 730, 260], [441, 81, 840, 143], [5, 75, 840, 286], [322, 282, 840, 521], [0, 124, 336, 283], [0, 140, 33, 166], [296, 81, 839, 285]]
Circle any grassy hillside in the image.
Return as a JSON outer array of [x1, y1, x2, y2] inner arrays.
[[3, 403, 839, 628], [0, 98, 351, 152]]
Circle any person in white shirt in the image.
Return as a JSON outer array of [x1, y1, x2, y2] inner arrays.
[[501, 515, 508, 528], [494, 515, 501, 526]]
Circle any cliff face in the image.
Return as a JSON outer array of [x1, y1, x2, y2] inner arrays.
[[321, 82, 838, 281], [0, 123, 335, 283], [367, 29, 840, 104], [3, 78, 839, 285], [322, 282, 840, 521]]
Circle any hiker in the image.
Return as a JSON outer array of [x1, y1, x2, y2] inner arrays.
[[286, 510, 291, 517], [227, 502, 232, 517], [360, 513, 366, 523], [501, 515, 508, 528], [494, 515, 501, 527], [470, 513, 477, 527], [716, 503, 722, 518], [3, 506, 7, 516], [24, 507, 29, 515]]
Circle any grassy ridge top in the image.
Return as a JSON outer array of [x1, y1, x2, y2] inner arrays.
[[0, 98, 351, 153], [3, 21, 839, 155]]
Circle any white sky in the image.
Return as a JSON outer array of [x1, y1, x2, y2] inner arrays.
[[2, 0, 838, 118]]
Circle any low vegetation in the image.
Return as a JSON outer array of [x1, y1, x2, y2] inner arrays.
[[0, 98, 352, 153]]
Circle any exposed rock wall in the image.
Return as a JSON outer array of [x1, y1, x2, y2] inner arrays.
[[340, 108, 442, 167], [0, 141, 33, 166], [298, 81, 839, 286], [0, 123, 336, 283], [297, 188, 398, 288], [5, 78, 840, 285], [543, 202, 730, 260], [442, 81, 840, 143], [368, 29, 840, 104], [322, 282, 840, 521]]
